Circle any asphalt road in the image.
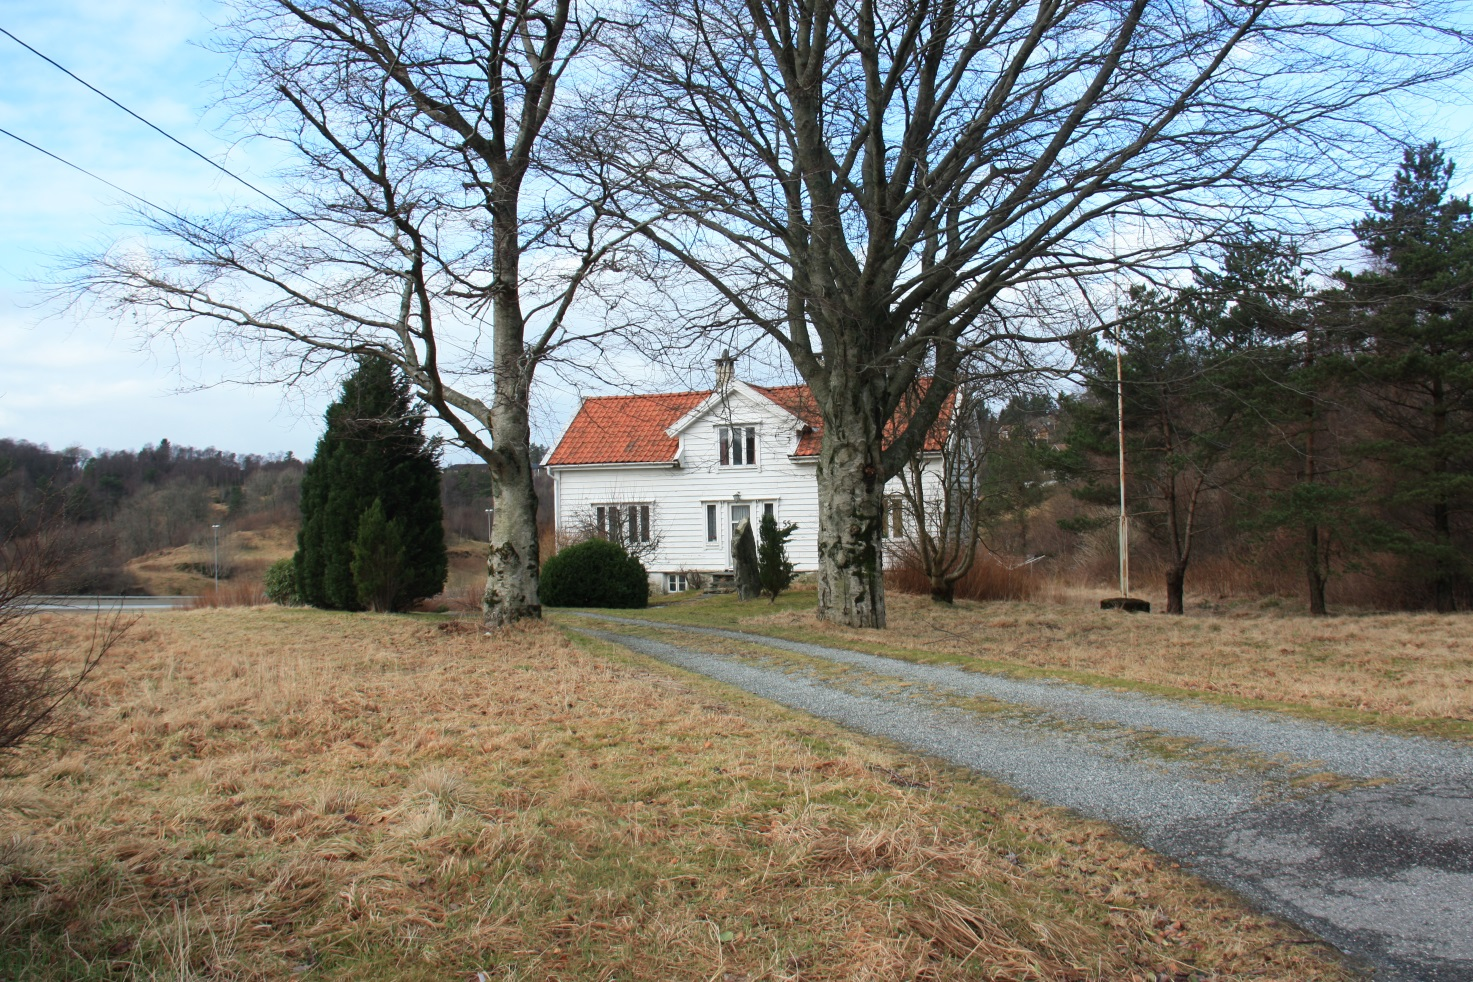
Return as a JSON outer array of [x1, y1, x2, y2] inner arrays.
[[21, 595, 198, 612], [568, 613, 1473, 982]]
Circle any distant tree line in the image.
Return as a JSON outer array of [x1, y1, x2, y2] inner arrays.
[[441, 447, 551, 544], [1053, 144, 1473, 614], [0, 438, 305, 593]]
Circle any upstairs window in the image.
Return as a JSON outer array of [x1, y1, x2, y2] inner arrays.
[[596, 503, 651, 544], [719, 426, 757, 466]]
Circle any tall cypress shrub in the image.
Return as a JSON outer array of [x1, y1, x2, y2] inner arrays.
[[757, 511, 797, 603], [295, 358, 447, 611]]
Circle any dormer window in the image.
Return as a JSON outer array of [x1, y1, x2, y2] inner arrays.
[[719, 426, 757, 466]]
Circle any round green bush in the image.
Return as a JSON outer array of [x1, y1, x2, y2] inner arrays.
[[264, 557, 300, 606], [539, 538, 649, 608]]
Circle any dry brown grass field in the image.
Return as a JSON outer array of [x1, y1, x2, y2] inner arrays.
[[601, 590, 1473, 739], [125, 526, 296, 600], [0, 609, 1349, 981]]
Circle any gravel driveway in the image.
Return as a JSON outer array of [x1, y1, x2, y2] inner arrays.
[[566, 613, 1473, 982]]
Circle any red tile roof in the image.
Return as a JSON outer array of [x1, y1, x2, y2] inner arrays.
[[546, 382, 953, 466], [754, 381, 954, 457], [749, 384, 824, 455], [545, 391, 708, 466]]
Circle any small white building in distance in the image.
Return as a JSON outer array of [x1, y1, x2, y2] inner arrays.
[[545, 355, 944, 593]]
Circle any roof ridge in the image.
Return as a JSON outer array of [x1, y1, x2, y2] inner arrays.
[[576, 389, 712, 401]]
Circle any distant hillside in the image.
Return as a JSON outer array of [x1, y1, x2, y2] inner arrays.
[[1, 438, 553, 597], [1, 438, 304, 594]]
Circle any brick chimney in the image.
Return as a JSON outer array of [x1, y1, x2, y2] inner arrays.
[[714, 350, 736, 390]]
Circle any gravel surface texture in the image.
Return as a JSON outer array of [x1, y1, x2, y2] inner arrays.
[[568, 613, 1473, 982]]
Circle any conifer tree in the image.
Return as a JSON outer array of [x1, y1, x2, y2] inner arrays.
[[757, 511, 798, 603], [295, 358, 447, 611], [1061, 285, 1250, 614], [1334, 143, 1473, 611], [351, 499, 406, 613]]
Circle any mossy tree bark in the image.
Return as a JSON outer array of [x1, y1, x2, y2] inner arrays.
[[813, 395, 889, 628]]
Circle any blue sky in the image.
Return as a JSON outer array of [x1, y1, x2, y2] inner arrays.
[[0, 0, 339, 458], [2, 2, 1472, 462]]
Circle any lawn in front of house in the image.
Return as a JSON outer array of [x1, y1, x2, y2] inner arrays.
[[0, 608, 1348, 980]]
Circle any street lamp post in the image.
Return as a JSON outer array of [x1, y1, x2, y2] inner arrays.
[[1100, 325, 1149, 613], [211, 524, 221, 599], [484, 508, 493, 543]]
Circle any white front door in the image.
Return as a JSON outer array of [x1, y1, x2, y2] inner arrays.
[[729, 503, 751, 544]]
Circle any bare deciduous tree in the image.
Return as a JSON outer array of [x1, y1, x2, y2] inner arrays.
[[583, 0, 1470, 627], [895, 386, 984, 604], [74, 0, 638, 627]]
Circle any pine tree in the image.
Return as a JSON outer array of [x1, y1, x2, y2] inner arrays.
[[1335, 143, 1473, 611], [757, 511, 797, 603], [295, 358, 447, 611], [1197, 233, 1361, 616]]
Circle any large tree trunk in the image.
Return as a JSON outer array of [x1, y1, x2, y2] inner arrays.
[[482, 189, 542, 628], [814, 414, 888, 629], [1302, 333, 1328, 617], [1165, 563, 1186, 615], [484, 411, 541, 626], [1430, 375, 1455, 613]]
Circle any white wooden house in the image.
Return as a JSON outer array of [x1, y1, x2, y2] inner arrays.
[[545, 358, 943, 593]]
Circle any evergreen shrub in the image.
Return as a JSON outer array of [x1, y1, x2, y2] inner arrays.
[[540, 538, 648, 608], [351, 499, 406, 612], [757, 512, 798, 602], [263, 557, 299, 605]]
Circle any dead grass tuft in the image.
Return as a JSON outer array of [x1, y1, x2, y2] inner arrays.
[[188, 580, 268, 608], [887, 548, 1043, 602]]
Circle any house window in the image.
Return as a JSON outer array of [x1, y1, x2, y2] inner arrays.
[[665, 573, 688, 593], [763, 502, 775, 523], [880, 497, 904, 538], [706, 504, 718, 543], [597, 503, 651, 544], [719, 426, 757, 466]]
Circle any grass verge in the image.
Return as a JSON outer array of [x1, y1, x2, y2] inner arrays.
[[566, 617, 1390, 800], [1, 608, 1349, 980], [582, 591, 1473, 742]]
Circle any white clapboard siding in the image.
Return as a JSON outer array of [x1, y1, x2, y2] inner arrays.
[[548, 384, 934, 592]]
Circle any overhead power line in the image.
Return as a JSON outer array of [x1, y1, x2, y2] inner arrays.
[[0, 25, 397, 273], [0, 25, 300, 221], [0, 125, 220, 241]]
